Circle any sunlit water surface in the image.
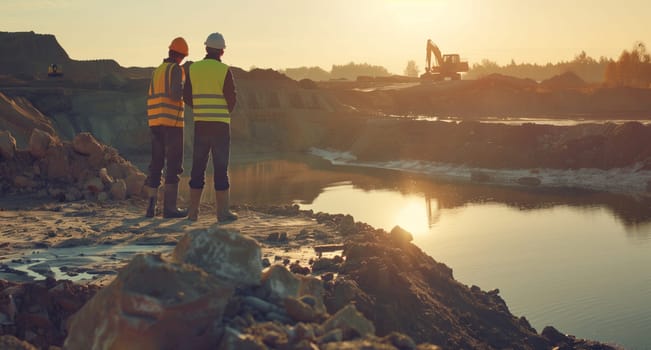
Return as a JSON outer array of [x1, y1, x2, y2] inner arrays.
[[200, 157, 651, 349]]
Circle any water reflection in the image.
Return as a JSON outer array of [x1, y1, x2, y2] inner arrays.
[[179, 156, 651, 235]]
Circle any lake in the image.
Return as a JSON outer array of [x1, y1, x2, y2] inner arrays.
[[193, 155, 651, 350]]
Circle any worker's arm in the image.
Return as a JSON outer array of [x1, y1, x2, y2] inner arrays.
[[182, 61, 193, 107], [169, 64, 183, 101], [223, 69, 237, 113]]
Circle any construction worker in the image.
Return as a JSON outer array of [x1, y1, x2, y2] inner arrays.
[[186, 32, 238, 222], [144, 37, 190, 218]]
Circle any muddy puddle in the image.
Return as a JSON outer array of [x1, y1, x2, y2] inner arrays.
[[0, 243, 173, 282]]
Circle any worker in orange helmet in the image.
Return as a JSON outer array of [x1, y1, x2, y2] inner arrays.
[[143, 37, 191, 218]]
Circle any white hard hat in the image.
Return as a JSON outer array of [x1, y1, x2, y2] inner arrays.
[[205, 32, 226, 49]]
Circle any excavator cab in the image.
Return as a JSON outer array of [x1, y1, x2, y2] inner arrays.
[[47, 64, 63, 77], [443, 55, 461, 65]]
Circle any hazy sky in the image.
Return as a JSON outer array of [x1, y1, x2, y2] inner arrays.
[[3, 0, 651, 73]]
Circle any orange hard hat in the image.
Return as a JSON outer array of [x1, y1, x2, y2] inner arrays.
[[169, 37, 188, 56]]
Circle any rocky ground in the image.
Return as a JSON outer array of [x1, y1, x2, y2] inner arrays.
[[0, 198, 620, 350], [0, 129, 621, 349]]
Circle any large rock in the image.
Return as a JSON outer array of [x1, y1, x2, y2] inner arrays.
[[260, 265, 301, 301], [173, 228, 262, 286], [44, 144, 70, 180], [299, 275, 327, 315], [64, 254, 233, 350], [72, 132, 104, 156], [125, 172, 146, 198], [84, 177, 104, 193], [0, 130, 17, 160], [110, 179, 127, 200], [389, 226, 413, 244], [321, 304, 376, 339], [28, 128, 54, 158]]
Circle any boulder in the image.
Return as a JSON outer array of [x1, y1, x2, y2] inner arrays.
[[64, 254, 233, 350], [84, 177, 104, 193], [72, 132, 104, 156], [125, 172, 146, 198], [173, 228, 262, 286], [324, 279, 364, 314], [390, 225, 413, 244], [284, 296, 318, 322], [99, 168, 114, 184], [299, 275, 327, 315], [321, 304, 375, 338], [0, 130, 17, 160], [261, 265, 301, 301], [28, 128, 54, 159], [219, 327, 267, 350], [44, 144, 70, 180], [110, 179, 127, 200]]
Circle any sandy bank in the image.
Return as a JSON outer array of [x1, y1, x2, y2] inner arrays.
[[311, 148, 651, 197]]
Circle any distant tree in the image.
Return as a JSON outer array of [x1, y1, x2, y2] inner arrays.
[[465, 52, 610, 83], [604, 42, 651, 87], [403, 60, 419, 77], [282, 66, 330, 81], [331, 62, 390, 80]]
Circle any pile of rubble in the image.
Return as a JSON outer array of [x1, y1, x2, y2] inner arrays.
[[0, 129, 146, 202], [0, 219, 618, 349]]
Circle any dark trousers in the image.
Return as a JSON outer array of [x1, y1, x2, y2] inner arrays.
[[189, 121, 231, 191], [145, 126, 184, 187]]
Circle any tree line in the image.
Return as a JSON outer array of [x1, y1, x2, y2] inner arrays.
[[281, 62, 390, 81], [280, 43, 651, 88]]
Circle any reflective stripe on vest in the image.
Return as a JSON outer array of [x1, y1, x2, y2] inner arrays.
[[147, 62, 184, 127], [189, 59, 230, 124]]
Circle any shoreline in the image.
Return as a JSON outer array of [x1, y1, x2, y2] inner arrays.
[[310, 148, 651, 197]]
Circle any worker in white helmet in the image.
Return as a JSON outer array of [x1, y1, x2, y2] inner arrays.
[[185, 32, 238, 222]]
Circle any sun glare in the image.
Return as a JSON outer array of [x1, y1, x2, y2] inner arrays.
[[393, 198, 430, 236]]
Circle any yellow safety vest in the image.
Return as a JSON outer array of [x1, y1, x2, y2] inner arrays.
[[189, 59, 230, 124], [147, 62, 185, 127]]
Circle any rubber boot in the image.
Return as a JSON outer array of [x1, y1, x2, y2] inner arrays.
[[215, 189, 238, 222], [187, 188, 202, 221], [163, 183, 188, 218], [145, 186, 158, 217]]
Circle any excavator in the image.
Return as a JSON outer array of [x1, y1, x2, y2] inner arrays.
[[420, 39, 468, 81], [47, 63, 63, 77]]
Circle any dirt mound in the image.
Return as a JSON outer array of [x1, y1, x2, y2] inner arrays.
[[325, 225, 618, 349], [232, 67, 295, 82], [0, 129, 146, 201], [540, 71, 587, 89], [347, 119, 651, 169], [0, 93, 56, 148], [473, 73, 539, 90]]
